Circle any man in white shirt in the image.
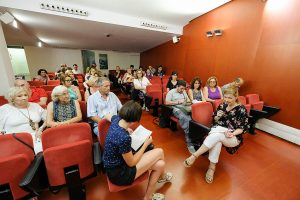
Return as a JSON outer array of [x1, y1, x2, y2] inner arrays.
[[72, 64, 82, 74], [87, 77, 122, 136]]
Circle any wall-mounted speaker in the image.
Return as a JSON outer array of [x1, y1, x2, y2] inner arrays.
[[172, 36, 180, 44]]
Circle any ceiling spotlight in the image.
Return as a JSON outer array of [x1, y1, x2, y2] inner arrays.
[[0, 12, 14, 24], [38, 41, 42, 47], [172, 36, 180, 44], [214, 29, 223, 36], [206, 31, 213, 37], [12, 20, 18, 28]]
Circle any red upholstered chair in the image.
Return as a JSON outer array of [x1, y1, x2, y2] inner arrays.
[[79, 101, 88, 122], [47, 80, 60, 86], [212, 99, 223, 111], [238, 96, 251, 114], [0, 96, 8, 106], [28, 80, 44, 87], [46, 91, 52, 104], [189, 102, 214, 150], [42, 85, 56, 91], [0, 133, 35, 199], [245, 94, 264, 111], [42, 123, 100, 199], [97, 119, 149, 192]]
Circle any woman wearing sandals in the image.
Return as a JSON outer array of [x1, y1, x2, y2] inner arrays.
[[103, 100, 173, 200], [183, 87, 249, 183]]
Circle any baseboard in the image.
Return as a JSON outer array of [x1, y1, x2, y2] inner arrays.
[[255, 118, 300, 145]]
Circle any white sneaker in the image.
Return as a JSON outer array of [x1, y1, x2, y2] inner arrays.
[[145, 107, 149, 112]]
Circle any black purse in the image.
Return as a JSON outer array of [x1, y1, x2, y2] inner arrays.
[[132, 143, 155, 154]]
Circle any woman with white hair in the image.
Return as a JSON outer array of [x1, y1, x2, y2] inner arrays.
[[0, 87, 46, 153], [46, 85, 82, 127]]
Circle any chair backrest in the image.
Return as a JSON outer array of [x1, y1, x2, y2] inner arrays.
[[0, 133, 35, 199], [147, 90, 163, 105], [42, 123, 94, 186], [146, 84, 161, 93], [212, 99, 223, 111], [0, 96, 8, 106], [245, 94, 264, 110], [48, 73, 55, 80], [245, 94, 260, 104], [191, 102, 213, 127], [239, 96, 251, 114], [79, 101, 88, 122], [42, 85, 56, 91], [98, 119, 111, 149], [47, 80, 60, 86], [28, 80, 44, 87]]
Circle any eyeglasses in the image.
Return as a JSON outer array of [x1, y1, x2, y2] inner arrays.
[[65, 80, 72, 82]]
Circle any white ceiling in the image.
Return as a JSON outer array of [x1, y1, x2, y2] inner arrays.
[[0, 0, 231, 52]]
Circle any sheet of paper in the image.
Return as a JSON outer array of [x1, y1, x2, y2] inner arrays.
[[131, 125, 152, 151]]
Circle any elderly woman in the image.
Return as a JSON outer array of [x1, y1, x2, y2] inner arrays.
[[0, 87, 46, 153], [46, 85, 82, 127], [183, 87, 249, 184], [84, 76, 99, 101], [61, 75, 82, 101], [188, 76, 206, 104], [203, 76, 223, 102]]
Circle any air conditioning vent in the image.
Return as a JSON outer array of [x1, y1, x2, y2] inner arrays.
[[40, 3, 88, 16], [140, 21, 167, 30]]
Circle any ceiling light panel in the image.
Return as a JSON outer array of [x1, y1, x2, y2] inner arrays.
[[40, 3, 88, 16], [140, 21, 167, 30]]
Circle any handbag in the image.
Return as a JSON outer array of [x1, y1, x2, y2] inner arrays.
[[12, 133, 49, 194]]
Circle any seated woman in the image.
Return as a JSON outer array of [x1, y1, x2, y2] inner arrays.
[[133, 69, 152, 111], [166, 71, 178, 92], [0, 87, 47, 153], [183, 87, 249, 184], [84, 76, 99, 101], [35, 68, 50, 84], [46, 85, 82, 127], [61, 75, 82, 101], [145, 69, 153, 80], [103, 101, 173, 200], [203, 76, 223, 102], [188, 76, 206, 104], [85, 66, 97, 81], [65, 70, 79, 86]]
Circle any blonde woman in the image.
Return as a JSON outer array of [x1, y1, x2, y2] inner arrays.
[[184, 87, 249, 184], [84, 76, 99, 101], [0, 87, 46, 153]]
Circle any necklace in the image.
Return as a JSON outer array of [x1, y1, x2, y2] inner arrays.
[[16, 106, 37, 131]]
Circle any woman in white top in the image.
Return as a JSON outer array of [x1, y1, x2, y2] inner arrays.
[[133, 69, 152, 111], [0, 87, 47, 153]]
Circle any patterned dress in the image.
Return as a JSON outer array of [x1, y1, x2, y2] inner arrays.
[[213, 102, 249, 143], [53, 100, 76, 122]]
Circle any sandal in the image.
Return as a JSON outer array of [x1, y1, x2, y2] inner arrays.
[[157, 172, 173, 183], [152, 193, 165, 200], [205, 167, 215, 184], [183, 153, 197, 168]]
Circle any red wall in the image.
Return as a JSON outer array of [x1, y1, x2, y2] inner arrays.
[[141, 0, 300, 129]]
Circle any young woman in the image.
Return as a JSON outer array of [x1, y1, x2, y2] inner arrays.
[[188, 76, 206, 103], [166, 71, 178, 92], [103, 101, 173, 200], [183, 87, 249, 184], [133, 69, 152, 111]]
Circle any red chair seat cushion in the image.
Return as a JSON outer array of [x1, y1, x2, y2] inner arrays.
[[0, 154, 31, 199], [107, 171, 149, 192], [43, 140, 94, 186]]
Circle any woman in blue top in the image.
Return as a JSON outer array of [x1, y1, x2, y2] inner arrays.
[[103, 100, 173, 200]]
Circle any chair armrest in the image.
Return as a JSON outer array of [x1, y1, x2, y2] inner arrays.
[[249, 109, 268, 120], [262, 105, 280, 118], [188, 120, 211, 145], [19, 152, 49, 195], [93, 142, 101, 165]]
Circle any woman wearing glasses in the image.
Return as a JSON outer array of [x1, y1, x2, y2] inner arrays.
[[203, 76, 223, 102], [46, 85, 82, 127], [61, 75, 82, 101]]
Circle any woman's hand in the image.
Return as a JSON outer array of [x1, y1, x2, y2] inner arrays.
[[224, 131, 234, 138], [144, 136, 153, 146], [35, 129, 43, 141], [127, 128, 133, 134], [217, 110, 225, 118]]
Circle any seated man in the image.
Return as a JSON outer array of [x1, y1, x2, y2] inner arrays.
[[165, 80, 194, 153], [87, 77, 122, 136], [72, 64, 82, 74], [222, 77, 244, 93], [14, 79, 47, 106]]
